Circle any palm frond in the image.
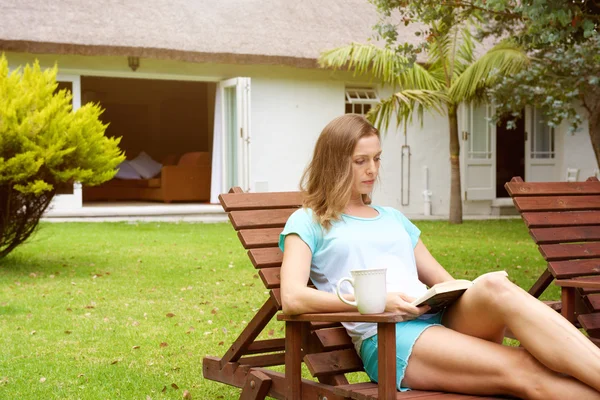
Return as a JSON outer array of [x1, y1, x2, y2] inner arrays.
[[367, 89, 450, 133], [320, 42, 443, 91], [449, 40, 529, 104], [319, 43, 409, 84], [428, 21, 478, 85], [396, 63, 445, 91], [453, 25, 476, 76]]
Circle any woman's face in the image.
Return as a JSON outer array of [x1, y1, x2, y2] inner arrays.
[[351, 135, 382, 198]]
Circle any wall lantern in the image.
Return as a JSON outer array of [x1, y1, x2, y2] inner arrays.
[[127, 56, 140, 72]]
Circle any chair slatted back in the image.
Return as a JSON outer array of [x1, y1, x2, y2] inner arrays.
[[505, 177, 600, 280], [505, 177, 600, 335], [219, 188, 365, 382]]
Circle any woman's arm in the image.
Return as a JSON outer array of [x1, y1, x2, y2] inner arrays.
[[280, 234, 356, 315], [281, 234, 428, 318], [414, 239, 454, 287]]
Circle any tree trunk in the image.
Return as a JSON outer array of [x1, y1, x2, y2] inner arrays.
[[583, 86, 600, 168], [448, 104, 463, 224]]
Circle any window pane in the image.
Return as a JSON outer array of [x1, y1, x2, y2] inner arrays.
[[56, 81, 73, 96], [471, 104, 489, 159], [225, 86, 238, 187], [533, 110, 555, 159], [345, 88, 379, 115]]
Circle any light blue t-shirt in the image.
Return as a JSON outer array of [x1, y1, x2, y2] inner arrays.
[[278, 205, 427, 353]]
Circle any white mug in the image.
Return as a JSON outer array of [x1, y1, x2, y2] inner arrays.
[[336, 268, 387, 314]]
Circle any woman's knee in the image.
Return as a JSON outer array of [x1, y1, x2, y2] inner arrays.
[[469, 273, 519, 308]]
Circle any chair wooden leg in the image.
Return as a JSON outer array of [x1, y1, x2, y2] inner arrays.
[[377, 322, 397, 400], [285, 321, 303, 400], [240, 370, 271, 400], [529, 269, 554, 299], [220, 297, 278, 368], [561, 287, 576, 323]]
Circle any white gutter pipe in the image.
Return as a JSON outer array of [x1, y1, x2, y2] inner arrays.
[[423, 166, 432, 216]]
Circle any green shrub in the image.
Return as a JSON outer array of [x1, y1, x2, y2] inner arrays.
[[0, 54, 124, 258]]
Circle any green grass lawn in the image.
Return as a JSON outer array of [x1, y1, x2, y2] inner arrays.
[[0, 219, 552, 399]]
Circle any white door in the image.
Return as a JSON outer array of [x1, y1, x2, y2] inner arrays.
[[525, 107, 557, 182], [461, 103, 496, 200], [220, 77, 251, 192], [49, 74, 83, 210]]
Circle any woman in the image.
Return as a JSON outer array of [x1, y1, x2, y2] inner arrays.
[[279, 114, 600, 399]]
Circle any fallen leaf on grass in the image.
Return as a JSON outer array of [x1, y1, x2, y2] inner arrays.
[[166, 313, 176, 318], [77, 374, 85, 378], [30, 330, 36, 335], [64, 330, 72, 334], [210, 308, 218, 314], [162, 385, 167, 393], [39, 377, 46, 383], [171, 383, 179, 390], [268, 329, 274, 337], [160, 342, 168, 348], [183, 390, 192, 399], [132, 345, 140, 350], [218, 341, 224, 346], [111, 360, 119, 365]]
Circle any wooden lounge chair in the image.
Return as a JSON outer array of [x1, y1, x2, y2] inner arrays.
[[203, 187, 501, 400], [505, 176, 600, 347]]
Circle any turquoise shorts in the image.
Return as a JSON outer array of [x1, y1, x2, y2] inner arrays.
[[359, 312, 444, 391]]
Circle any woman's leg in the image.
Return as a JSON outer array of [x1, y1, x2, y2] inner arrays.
[[403, 326, 600, 400], [442, 273, 600, 392]]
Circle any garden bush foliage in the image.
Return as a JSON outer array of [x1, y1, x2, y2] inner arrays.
[[0, 54, 124, 258]]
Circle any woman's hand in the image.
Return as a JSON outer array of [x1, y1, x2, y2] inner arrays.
[[385, 292, 430, 320]]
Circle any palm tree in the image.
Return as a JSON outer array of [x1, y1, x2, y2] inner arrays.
[[319, 21, 528, 223]]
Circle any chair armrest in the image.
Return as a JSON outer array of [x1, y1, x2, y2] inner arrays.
[[281, 311, 401, 399], [277, 311, 406, 323], [555, 276, 600, 289]]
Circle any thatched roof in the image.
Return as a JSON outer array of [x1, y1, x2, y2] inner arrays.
[[0, 0, 423, 68]]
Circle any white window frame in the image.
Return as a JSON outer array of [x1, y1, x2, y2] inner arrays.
[[345, 87, 379, 115], [530, 108, 555, 159]]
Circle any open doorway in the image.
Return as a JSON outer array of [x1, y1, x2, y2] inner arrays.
[[496, 112, 525, 197], [80, 76, 216, 204]]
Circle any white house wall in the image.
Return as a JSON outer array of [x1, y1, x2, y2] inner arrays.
[[557, 114, 598, 181], [372, 94, 452, 215], [5, 51, 598, 217], [250, 77, 344, 192]]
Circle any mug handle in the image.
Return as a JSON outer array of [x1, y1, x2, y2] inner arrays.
[[336, 277, 357, 307]]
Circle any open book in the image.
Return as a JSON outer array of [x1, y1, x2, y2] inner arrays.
[[411, 271, 509, 313]]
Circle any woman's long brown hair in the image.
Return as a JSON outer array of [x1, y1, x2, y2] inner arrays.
[[300, 114, 380, 230]]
